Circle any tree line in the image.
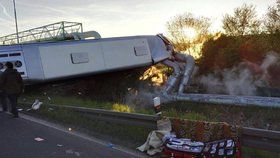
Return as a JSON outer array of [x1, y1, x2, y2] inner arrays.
[[166, 0, 280, 56]]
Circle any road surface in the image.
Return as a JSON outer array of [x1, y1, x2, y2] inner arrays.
[[0, 113, 143, 158]]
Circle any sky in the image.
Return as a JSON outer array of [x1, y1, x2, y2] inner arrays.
[[0, 0, 277, 38]]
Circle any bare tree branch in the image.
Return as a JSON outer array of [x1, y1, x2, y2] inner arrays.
[[264, 0, 280, 34], [222, 4, 261, 36], [166, 13, 211, 57]]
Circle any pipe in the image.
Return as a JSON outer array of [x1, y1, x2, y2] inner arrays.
[[161, 53, 280, 108], [162, 59, 181, 94], [71, 31, 101, 40], [168, 93, 280, 107], [79, 31, 101, 39], [174, 53, 195, 94], [162, 52, 195, 94]]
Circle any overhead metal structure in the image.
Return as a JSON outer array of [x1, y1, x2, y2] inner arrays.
[[0, 21, 83, 45]]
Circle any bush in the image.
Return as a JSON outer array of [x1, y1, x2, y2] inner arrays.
[[198, 33, 280, 74]]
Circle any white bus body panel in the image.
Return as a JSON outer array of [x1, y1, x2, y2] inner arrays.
[[39, 42, 105, 80], [0, 35, 171, 84]]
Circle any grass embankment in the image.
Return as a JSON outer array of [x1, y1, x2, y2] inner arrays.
[[20, 94, 155, 148], [20, 94, 216, 121], [163, 101, 280, 131], [19, 94, 280, 158], [21, 93, 280, 131], [20, 94, 153, 114]]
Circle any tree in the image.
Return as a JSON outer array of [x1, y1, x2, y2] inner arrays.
[[222, 4, 261, 36], [166, 13, 211, 58], [264, 0, 280, 34]]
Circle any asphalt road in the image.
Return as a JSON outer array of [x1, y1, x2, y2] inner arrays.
[[0, 113, 141, 158]]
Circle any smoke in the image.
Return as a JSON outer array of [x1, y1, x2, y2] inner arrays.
[[125, 88, 158, 108], [199, 52, 280, 96], [124, 52, 279, 107], [260, 52, 279, 79], [125, 85, 170, 108], [124, 65, 170, 108]]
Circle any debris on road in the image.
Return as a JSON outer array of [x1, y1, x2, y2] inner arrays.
[[57, 144, 63, 147], [65, 149, 74, 154], [66, 149, 81, 157], [34, 137, 44, 142], [107, 143, 115, 149], [137, 118, 172, 155], [74, 152, 81, 157], [31, 99, 43, 110]]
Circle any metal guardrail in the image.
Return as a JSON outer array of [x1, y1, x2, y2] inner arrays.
[[21, 103, 160, 128], [20, 102, 280, 153], [57, 104, 160, 129]]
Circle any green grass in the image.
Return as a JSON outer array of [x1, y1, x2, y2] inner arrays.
[[19, 94, 280, 158], [21, 94, 113, 109], [19, 103, 151, 148], [20, 94, 280, 130], [21, 93, 156, 115], [163, 101, 280, 130], [243, 147, 280, 158]]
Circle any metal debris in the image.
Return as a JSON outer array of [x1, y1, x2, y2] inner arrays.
[[65, 149, 74, 154], [31, 99, 43, 110], [65, 149, 80, 157], [107, 143, 115, 149], [34, 137, 44, 142], [57, 144, 63, 147], [74, 152, 80, 157]]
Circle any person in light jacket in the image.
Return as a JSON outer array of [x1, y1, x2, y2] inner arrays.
[[1, 62, 24, 117]]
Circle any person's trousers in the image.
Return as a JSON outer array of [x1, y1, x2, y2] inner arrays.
[[0, 91, 7, 111], [6, 93, 19, 117]]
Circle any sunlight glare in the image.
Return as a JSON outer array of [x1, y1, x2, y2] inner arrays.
[[182, 27, 197, 40]]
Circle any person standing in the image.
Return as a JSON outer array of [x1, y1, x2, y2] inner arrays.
[[1, 62, 24, 118], [0, 70, 7, 112]]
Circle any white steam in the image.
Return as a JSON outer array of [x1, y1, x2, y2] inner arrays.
[[199, 52, 279, 96], [260, 53, 279, 81], [124, 52, 279, 107], [125, 86, 168, 108]]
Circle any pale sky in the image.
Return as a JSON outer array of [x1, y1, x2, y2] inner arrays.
[[0, 0, 277, 38]]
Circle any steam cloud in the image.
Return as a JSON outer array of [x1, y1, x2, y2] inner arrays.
[[124, 52, 279, 107], [125, 86, 169, 108], [199, 52, 279, 96]]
